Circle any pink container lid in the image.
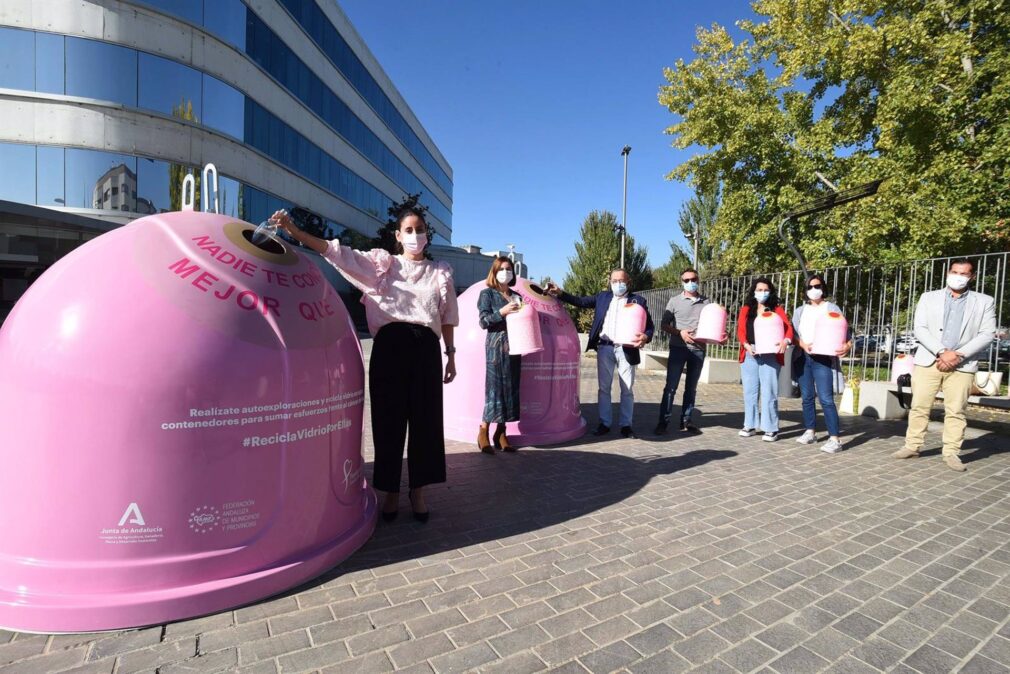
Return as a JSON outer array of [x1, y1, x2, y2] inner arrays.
[[0, 211, 376, 633], [443, 278, 586, 446]]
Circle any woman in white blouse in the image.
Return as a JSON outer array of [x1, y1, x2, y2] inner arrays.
[[271, 208, 459, 523]]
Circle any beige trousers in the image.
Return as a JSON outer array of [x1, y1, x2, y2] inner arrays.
[[903, 364, 974, 456]]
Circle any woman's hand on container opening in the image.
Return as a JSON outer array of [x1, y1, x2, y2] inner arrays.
[[499, 303, 520, 317], [270, 210, 297, 236], [544, 282, 561, 297], [443, 357, 456, 383]]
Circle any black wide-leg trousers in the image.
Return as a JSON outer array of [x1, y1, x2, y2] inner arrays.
[[369, 322, 447, 493]]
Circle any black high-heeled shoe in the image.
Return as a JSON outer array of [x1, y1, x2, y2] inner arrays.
[[408, 489, 429, 523], [381, 494, 398, 522]]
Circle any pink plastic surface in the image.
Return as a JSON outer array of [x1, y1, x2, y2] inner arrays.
[[443, 278, 586, 446], [614, 303, 647, 346], [811, 311, 849, 356], [891, 354, 916, 384], [754, 310, 785, 354], [505, 303, 544, 355], [694, 304, 728, 345], [0, 211, 376, 633]]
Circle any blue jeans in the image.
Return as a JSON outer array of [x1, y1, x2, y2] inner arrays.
[[597, 344, 635, 428], [659, 346, 705, 425], [741, 352, 780, 433], [794, 352, 841, 437]]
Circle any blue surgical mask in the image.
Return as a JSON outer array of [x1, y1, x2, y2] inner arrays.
[[683, 281, 699, 293], [755, 291, 770, 303], [611, 282, 628, 297]]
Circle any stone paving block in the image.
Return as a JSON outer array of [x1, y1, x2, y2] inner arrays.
[[0, 646, 87, 673], [718, 638, 777, 673], [199, 621, 270, 654], [534, 631, 596, 666], [802, 628, 859, 661], [388, 633, 455, 669], [276, 641, 350, 671], [159, 648, 239, 673], [117, 639, 196, 674], [902, 643, 961, 674], [320, 650, 394, 674], [578, 640, 640, 673], [347, 624, 410, 656], [238, 630, 310, 664], [446, 616, 509, 647], [626, 623, 678, 657], [489, 624, 551, 658], [627, 648, 692, 674], [768, 645, 829, 673], [309, 615, 374, 645], [849, 637, 905, 670], [673, 629, 730, 665], [88, 629, 161, 661], [832, 612, 884, 641], [429, 642, 498, 673]]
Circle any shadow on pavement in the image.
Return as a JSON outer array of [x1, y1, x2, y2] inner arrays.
[[311, 446, 736, 581]]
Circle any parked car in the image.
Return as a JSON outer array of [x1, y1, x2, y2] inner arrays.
[[894, 333, 917, 354]]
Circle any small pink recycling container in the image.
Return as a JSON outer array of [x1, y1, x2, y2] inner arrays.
[[754, 310, 786, 354], [811, 311, 849, 356], [613, 303, 648, 346], [891, 354, 916, 383], [0, 211, 376, 633], [505, 301, 544, 355], [443, 278, 586, 446], [694, 304, 728, 345]]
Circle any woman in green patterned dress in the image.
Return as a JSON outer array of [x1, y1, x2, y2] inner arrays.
[[477, 257, 522, 453]]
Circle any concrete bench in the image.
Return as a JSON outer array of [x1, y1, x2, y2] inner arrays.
[[855, 381, 911, 420]]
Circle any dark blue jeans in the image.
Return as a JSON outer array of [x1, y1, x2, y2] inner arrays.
[[659, 346, 705, 425], [794, 351, 840, 436]]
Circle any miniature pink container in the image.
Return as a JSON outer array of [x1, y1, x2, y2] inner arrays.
[[443, 278, 586, 446], [505, 302, 544, 355], [0, 211, 376, 633], [754, 310, 785, 354], [811, 311, 849, 356], [694, 304, 728, 344], [614, 303, 648, 346], [891, 354, 916, 383]]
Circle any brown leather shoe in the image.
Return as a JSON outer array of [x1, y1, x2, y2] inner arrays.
[[944, 455, 967, 472], [478, 426, 494, 454], [494, 425, 516, 452], [892, 447, 919, 459]]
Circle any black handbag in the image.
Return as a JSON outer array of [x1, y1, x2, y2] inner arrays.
[[896, 373, 912, 409]]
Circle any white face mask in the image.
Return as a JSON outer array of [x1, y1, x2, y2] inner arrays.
[[806, 288, 824, 301], [400, 231, 426, 254], [611, 281, 628, 297], [496, 269, 514, 284], [754, 291, 770, 303], [947, 274, 970, 291]]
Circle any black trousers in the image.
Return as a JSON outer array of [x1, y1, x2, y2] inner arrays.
[[369, 322, 446, 493]]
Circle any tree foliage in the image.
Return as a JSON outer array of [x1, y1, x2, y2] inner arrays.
[[562, 210, 653, 330], [654, 184, 721, 286], [659, 0, 1010, 274], [371, 193, 433, 259]]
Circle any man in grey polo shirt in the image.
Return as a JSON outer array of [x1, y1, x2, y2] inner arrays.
[[655, 268, 714, 435]]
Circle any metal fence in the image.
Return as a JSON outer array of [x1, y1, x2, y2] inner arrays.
[[637, 251, 1010, 385]]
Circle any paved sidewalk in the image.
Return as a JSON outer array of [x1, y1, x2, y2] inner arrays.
[[2, 367, 1010, 673]]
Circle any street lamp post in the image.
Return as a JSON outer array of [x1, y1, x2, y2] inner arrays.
[[620, 145, 631, 269]]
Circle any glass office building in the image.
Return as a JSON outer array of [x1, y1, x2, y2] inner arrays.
[[0, 0, 453, 321]]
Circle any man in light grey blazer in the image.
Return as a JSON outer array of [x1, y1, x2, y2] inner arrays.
[[893, 259, 997, 471]]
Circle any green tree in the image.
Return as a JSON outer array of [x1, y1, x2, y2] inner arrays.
[[659, 1, 1010, 273], [168, 99, 199, 212], [561, 210, 652, 331], [653, 184, 721, 286], [372, 193, 433, 259]]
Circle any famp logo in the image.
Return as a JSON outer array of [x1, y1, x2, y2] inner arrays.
[[117, 502, 146, 527]]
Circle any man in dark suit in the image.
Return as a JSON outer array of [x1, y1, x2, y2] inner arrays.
[[546, 270, 654, 438]]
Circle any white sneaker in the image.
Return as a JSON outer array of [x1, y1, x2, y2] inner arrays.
[[762, 432, 779, 442], [739, 428, 756, 437], [796, 430, 817, 445], [821, 438, 844, 453]]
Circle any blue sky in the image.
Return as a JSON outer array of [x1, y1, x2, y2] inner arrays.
[[340, 0, 757, 284]]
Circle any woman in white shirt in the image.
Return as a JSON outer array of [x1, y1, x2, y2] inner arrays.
[[792, 274, 852, 454]]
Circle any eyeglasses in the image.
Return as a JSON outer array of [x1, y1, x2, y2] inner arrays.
[[807, 283, 824, 289]]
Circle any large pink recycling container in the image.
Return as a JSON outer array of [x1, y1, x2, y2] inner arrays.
[[754, 310, 786, 354], [443, 278, 586, 445], [614, 303, 648, 346], [694, 304, 728, 344], [811, 311, 849, 356], [891, 354, 916, 383], [0, 211, 377, 633], [505, 302, 544, 355]]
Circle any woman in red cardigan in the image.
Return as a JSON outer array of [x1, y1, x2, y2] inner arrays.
[[736, 277, 794, 441]]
